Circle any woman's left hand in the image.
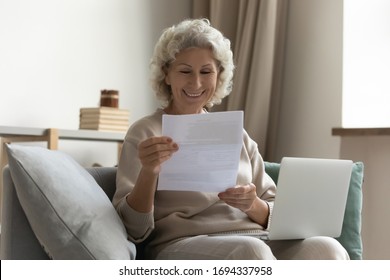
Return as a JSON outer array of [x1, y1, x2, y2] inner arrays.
[[218, 183, 257, 213], [218, 183, 270, 227]]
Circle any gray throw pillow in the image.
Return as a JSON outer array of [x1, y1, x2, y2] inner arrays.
[[6, 144, 136, 260]]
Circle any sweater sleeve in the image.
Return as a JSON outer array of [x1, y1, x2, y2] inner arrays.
[[112, 115, 161, 243], [243, 130, 276, 230]]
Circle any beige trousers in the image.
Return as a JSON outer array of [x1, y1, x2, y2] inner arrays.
[[155, 235, 350, 260]]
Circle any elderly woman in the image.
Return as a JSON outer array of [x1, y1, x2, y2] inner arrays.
[[113, 18, 349, 260]]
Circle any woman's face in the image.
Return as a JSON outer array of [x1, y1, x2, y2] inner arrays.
[[165, 47, 219, 114]]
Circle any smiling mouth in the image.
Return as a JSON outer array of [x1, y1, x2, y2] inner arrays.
[[183, 90, 204, 98]]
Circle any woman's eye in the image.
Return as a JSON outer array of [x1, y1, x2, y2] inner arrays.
[[178, 69, 213, 74]]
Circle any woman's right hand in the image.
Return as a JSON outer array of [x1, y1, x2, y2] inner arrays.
[[127, 136, 178, 213], [138, 136, 179, 174]]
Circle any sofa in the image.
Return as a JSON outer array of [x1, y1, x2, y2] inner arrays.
[[0, 144, 364, 260]]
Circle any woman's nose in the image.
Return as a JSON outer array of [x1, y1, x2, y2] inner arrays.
[[189, 73, 202, 88]]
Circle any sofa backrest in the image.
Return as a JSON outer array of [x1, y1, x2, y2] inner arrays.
[[85, 167, 117, 200]]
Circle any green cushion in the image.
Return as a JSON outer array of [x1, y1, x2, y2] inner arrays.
[[6, 144, 136, 260], [264, 161, 364, 260]]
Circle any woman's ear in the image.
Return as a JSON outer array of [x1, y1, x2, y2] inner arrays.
[[163, 66, 170, 85], [165, 75, 171, 85]]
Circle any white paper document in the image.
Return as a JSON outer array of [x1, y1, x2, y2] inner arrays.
[[158, 111, 243, 192]]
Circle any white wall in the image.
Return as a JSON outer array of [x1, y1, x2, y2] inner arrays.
[[274, 0, 343, 161], [0, 0, 192, 167]]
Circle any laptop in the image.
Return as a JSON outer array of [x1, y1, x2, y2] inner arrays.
[[261, 157, 353, 240], [208, 157, 353, 240]]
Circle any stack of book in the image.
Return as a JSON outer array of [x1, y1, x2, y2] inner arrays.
[[79, 107, 129, 132]]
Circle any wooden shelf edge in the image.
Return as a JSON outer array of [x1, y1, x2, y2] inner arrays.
[[332, 127, 390, 136]]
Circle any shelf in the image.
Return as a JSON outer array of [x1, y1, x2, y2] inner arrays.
[[0, 126, 126, 141], [332, 127, 390, 136], [0, 125, 126, 176]]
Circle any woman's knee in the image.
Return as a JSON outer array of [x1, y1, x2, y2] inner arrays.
[[225, 236, 275, 260], [300, 236, 350, 260], [268, 236, 350, 260], [156, 235, 276, 260]]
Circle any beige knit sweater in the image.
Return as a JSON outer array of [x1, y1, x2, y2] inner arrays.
[[113, 109, 276, 257]]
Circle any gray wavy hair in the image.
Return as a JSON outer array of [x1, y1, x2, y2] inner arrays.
[[150, 18, 235, 108]]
